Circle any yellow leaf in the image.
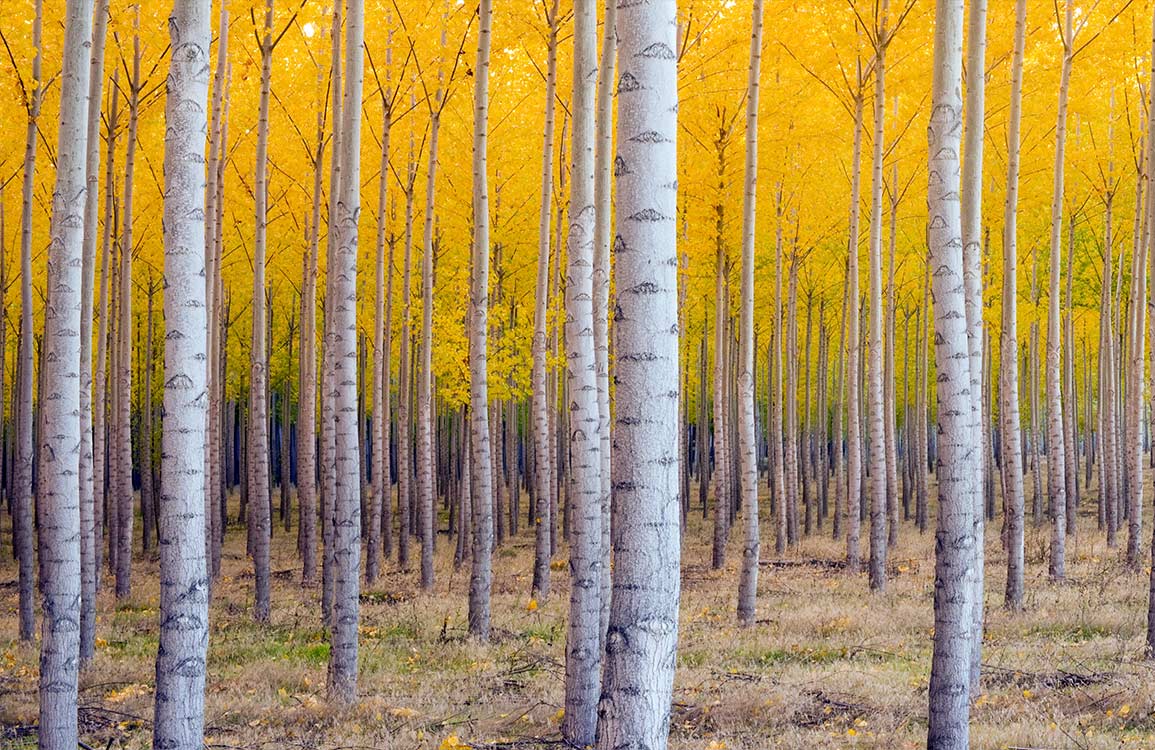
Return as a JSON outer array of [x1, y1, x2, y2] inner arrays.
[[1120, 704, 1132, 716], [440, 735, 469, 750], [706, 741, 727, 750], [846, 728, 857, 737], [1022, 689, 1033, 699], [390, 706, 419, 719], [526, 598, 539, 612]]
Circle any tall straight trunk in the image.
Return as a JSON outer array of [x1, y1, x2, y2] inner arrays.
[[1131, 31, 1155, 570], [279, 321, 293, 535], [300, 100, 320, 581], [866, 1, 891, 592], [712, 216, 729, 569], [1063, 215, 1078, 534], [397, 121, 416, 571], [561, 0, 604, 740], [372, 28, 396, 569], [926, 0, 978, 744], [1045, 2, 1073, 581], [14, 0, 42, 643], [418, 18, 449, 591], [785, 263, 800, 543], [327, 0, 365, 704], [115, 24, 141, 600], [203, 0, 229, 582], [592, 0, 615, 644], [961, 0, 988, 692], [595, 0, 680, 741], [773, 188, 787, 554], [79, 0, 110, 665], [735, 0, 764, 627], [95, 69, 119, 593], [1001, 0, 1027, 611], [846, 86, 865, 572], [320, 0, 343, 626], [249, 0, 275, 622], [832, 264, 847, 540], [367, 81, 392, 587], [37, 0, 94, 746], [151, 1, 211, 743], [1145, 4, 1155, 656], [467, 0, 494, 641], [885, 154, 899, 548], [140, 283, 156, 552]]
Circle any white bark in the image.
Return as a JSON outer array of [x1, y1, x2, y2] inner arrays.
[[735, 0, 764, 627], [79, 0, 110, 665], [468, 0, 494, 641], [38, 0, 94, 746], [1046, 2, 1073, 580], [866, 1, 890, 592], [152, 1, 211, 744], [14, 0, 42, 644], [328, 0, 366, 704], [562, 0, 604, 740], [1001, 0, 1027, 611], [595, 0, 680, 742], [926, 0, 977, 744], [961, 0, 988, 690], [250, 0, 274, 622]]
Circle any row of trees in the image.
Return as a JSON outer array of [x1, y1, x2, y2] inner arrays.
[[7, 0, 1155, 747], [12, 0, 683, 747]]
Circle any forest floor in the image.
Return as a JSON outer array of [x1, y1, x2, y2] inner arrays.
[[2, 486, 1155, 749]]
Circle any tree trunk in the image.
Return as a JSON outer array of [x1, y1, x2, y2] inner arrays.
[[595, 0, 680, 740], [78, 0, 110, 665], [1001, 0, 1027, 611], [115, 23, 141, 601], [37, 0, 94, 746], [926, 1, 978, 743], [418, 16, 449, 591], [845, 86, 865, 572], [468, 0, 494, 641], [735, 0, 764, 627], [249, 0, 275, 623], [961, 0, 988, 691], [561, 0, 605, 739], [327, 0, 366, 704], [152, 1, 212, 742], [866, 1, 891, 592], [14, 0, 43, 643], [1045, 3, 1073, 581]]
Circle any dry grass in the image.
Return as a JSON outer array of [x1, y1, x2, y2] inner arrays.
[[2, 486, 1155, 750]]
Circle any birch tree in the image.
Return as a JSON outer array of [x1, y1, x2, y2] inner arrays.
[[151, 0, 211, 744], [115, 17, 142, 600], [562, 0, 604, 740], [1001, 0, 1027, 611], [595, 0, 681, 742], [328, 0, 366, 704], [79, 0, 110, 664], [37, 0, 94, 746], [1045, 0, 1074, 581], [528, 0, 556, 596], [961, 0, 988, 690], [250, 0, 275, 622], [735, 0, 764, 627], [925, 0, 978, 744], [14, 0, 43, 643], [468, 0, 494, 641]]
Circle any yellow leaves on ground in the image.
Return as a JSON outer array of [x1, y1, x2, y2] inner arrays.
[[390, 706, 419, 719], [439, 734, 470, 750], [706, 741, 727, 750], [106, 682, 149, 703], [526, 598, 538, 612]]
